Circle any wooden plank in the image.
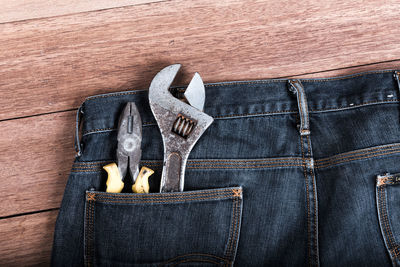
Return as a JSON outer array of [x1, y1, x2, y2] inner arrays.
[[1, 0, 400, 120], [0, 210, 57, 266], [0, 111, 75, 217], [0, 60, 399, 218], [0, 0, 166, 23]]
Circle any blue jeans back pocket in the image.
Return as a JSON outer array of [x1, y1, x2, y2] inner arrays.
[[84, 187, 243, 267], [376, 173, 400, 266]]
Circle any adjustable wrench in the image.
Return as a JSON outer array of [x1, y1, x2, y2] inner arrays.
[[148, 64, 214, 192]]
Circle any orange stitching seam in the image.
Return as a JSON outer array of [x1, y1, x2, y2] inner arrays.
[[73, 162, 303, 168], [84, 199, 89, 266], [73, 158, 304, 168], [95, 192, 235, 201], [228, 197, 239, 259], [95, 193, 236, 203], [381, 186, 400, 258], [91, 199, 94, 266], [72, 163, 305, 173], [230, 197, 241, 261], [93, 188, 234, 198], [317, 146, 400, 165], [316, 149, 400, 169], [188, 164, 304, 169], [378, 186, 397, 258], [94, 196, 238, 205], [225, 196, 237, 260], [316, 144, 400, 163], [186, 157, 302, 163], [379, 186, 396, 257]]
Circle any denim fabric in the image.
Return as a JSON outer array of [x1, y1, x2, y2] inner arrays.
[[52, 70, 400, 266]]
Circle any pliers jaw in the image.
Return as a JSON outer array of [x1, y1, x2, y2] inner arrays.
[[116, 102, 142, 183]]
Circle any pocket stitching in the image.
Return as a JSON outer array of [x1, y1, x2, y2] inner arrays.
[[91, 188, 241, 204], [84, 195, 95, 267], [224, 194, 242, 264], [380, 186, 399, 258], [84, 188, 243, 266], [377, 185, 400, 259]]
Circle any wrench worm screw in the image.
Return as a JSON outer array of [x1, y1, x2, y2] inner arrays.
[[172, 114, 196, 138]]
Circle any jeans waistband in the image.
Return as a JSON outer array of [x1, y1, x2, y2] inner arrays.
[[79, 69, 400, 140]]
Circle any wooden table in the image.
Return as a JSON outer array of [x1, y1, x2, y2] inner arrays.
[[1, 0, 400, 265]]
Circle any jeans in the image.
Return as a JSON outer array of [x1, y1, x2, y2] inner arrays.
[[52, 70, 400, 266]]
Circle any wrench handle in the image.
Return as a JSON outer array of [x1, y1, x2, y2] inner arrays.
[[160, 151, 187, 192]]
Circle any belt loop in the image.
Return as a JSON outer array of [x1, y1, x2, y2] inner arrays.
[[288, 79, 310, 136], [74, 104, 84, 157], [394, 71, 400, 91]]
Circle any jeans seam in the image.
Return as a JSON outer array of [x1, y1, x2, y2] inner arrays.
[[84, 194, 95, 267], [316, 149, 400, 169], [93, 188, 238, 198], [300, 135, 311, 267], [71, 162, 306, 173], [73, 157, 304, 165], [316, 147, 400, 165], [231, 197, 242, 264], [92, 190, 242, 204], [316, 144, 400, 163], [226, 196, 241, 261], [71, 164, 306, 173], [95, 192, 234, 200], [224, 197, 237, 261], [380, 186, 400, 258], [309, 99, 398, 113], [307, 135, 319, 265]]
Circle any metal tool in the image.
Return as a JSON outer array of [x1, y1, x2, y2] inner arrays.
[[148, 64, 214, 192], [103, 102, 154, 193]]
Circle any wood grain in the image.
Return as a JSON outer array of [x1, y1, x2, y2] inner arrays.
[[0, 210, 57, 266], [1, 0, 400, 120], [0, 0, 166, 23], [0, 111, 75, 217]]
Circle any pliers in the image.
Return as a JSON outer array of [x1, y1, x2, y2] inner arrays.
[[103, 102, 153, 193]]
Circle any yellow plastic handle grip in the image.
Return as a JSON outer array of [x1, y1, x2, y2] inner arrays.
[[103, 163, 124, 193], [132, 166, 154, 193]]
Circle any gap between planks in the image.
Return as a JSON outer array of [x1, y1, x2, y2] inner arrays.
[[0, 0, 168, 24]]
